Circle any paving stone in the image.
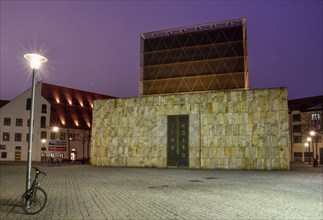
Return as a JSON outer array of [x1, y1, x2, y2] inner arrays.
[[0, 163, 322, 219]]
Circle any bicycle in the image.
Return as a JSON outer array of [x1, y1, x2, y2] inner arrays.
[[48, 157, 62, 166], [21, 166, 47, 214]]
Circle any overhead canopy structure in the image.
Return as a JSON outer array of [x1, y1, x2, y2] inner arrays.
[[139, 18, 248, 96]]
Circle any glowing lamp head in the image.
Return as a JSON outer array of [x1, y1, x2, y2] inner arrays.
[[306, 137, 311, 142], [53, 126, 59, 132], [42, 139, 46, 144], [304, 143, 309, 147], [310, 131, 316, 136], [24, 53, 47, 70]]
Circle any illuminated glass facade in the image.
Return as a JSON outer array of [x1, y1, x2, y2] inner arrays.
[[140, 18, 248, 96]]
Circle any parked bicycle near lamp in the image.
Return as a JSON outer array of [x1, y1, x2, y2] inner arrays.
[[21, 166, 47, 214], [48, 156, 62, 166]]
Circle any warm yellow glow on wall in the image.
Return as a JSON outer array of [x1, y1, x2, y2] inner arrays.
[[75, 121, 79, 126], [56, 98, 60, 104]]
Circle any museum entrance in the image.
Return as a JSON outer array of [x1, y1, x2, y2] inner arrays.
[[167, 115, 189, 167]]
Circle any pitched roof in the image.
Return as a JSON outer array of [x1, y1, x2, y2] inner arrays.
[[288, 95, 323, 112], [0, 100, 10, 108], [41, 83, 115, 129]]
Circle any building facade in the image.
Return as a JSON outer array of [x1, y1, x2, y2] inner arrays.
[[140, 18, 248, 96], [91, 19, 291, 170], [0, 82, 113, 162], [288, 96, 323, 164], [91, 88, 290, 170]]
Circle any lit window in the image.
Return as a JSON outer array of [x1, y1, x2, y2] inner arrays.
[[41, 131, 47, 139], [311, 113, 320, 121], [60, 132, 66, 140], [69, 133, 75, 141], [2, 132, 10, 141]]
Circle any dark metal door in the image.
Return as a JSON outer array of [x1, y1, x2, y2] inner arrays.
[[320, 148, 323, 165], [167, 115, 189, 167]]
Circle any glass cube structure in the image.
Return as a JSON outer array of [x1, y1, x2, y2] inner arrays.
[[139, 18, 248, 96]]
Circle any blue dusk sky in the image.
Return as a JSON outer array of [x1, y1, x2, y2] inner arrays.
[[1, 0, 322, 100]]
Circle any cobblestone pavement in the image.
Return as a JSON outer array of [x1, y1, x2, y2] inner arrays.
[[0, 163, 322, 220]]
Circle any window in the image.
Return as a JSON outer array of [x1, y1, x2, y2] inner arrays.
[[2, 132, 10, 141], [26, 134, 29, 142], [26, 98, 31, 110], [60, 132, 66, 140], [41, 116, 46, 128], [0, 145, 6, 150], [315, 136, 322, 143], [293, 136, 302, 143], [41, 104, 47, 113], [292, 125, 302, 133], [1, 152, 7, 158], [4, 118, 11, 126], [69, 133, 75, 141], [59, 153, 64, 159], [50, 132, 56, 140], [304, 152, 314, 162], [15, 146, 22, 151], [292, 114, 301, 122], [16, 118, 23, 126], [41, 131, 47, 139], [15, 133, 22, 142], [294, 152, 302, 161], [311, 113, 321, 121]]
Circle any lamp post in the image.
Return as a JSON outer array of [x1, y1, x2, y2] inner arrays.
[[53, 126, 59, 158], [24, 53, 47, 191], [41, 139, 46, 163], [306, 137, 311, 164], [310, 131, 317, 167]]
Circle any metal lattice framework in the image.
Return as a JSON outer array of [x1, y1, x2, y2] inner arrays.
[[139, 18, 248, 96]]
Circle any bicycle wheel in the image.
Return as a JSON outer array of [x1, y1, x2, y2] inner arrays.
[[21, 187, 47, 214]]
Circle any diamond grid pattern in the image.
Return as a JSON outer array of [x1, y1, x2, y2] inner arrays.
[[141, 24, 247, 95]]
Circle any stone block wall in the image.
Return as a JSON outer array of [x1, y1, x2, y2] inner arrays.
[[91, 88, 290, 170]]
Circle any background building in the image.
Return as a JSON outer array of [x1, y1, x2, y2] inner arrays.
[[288, 95, 323, 164], [0, 82, 114, 162], [139, 18, 248, 96]]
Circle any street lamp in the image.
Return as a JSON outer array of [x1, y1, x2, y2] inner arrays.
[[310, 131, 318, 167], [53, 126, 59, 158], [41, 139, 46, 163], [24, 53, 47, 191], [306, 137, 311, 164]]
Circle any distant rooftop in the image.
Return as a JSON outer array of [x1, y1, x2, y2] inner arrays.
[[41, 82, 115, 130], [288, 95, 323, 112], [0, 100, 10, 108]]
